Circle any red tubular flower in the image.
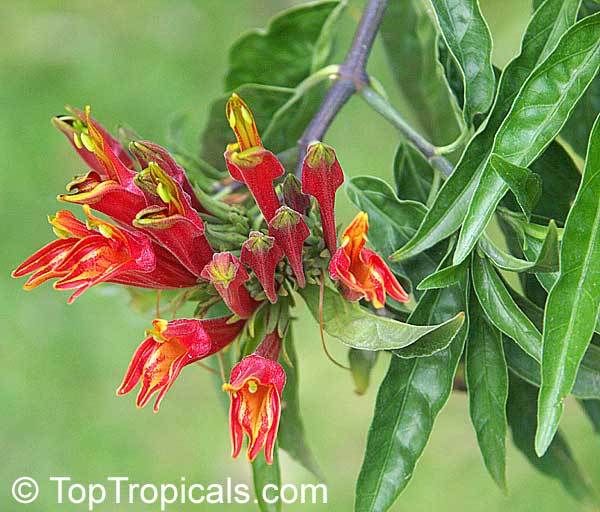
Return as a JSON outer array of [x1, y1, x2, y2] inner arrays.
[[129, 140, 207, 214], [224, 94, 283, 222], [329, 212, 409, 308], [118, 316, 245, 412], [241, 231, 284, 304], [12, 206, 198, 303], [268, 206, 310, 288], [223, 331, 286, 464], [133, 162, 214, 277], [54, 107, 147, 225], [282, 174, 310, 215], [200, 252, 259, 319], [52, 105, 135, 175], [301, 142, 344, 254]]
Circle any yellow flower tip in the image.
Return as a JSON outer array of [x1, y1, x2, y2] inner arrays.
[[344, 211, 369, 240], [225, 94, 261, 152]]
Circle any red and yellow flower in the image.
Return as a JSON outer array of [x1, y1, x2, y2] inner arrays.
[[223, 332, 286, 464], [118, 316, 245, 412], [329, 212, 409, 308], [12, 206, 197, 303]]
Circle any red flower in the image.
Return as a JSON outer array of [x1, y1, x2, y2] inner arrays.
[[223, 332, 286, 464], [55, 107, 147, 225], [129, 140, 207, 214], [224, 94, 284, 222], [268, 206, 310, 288], [241, 231, 284, 304], [301, 142, 344, 255], [282, 174, 310, 215], [329, 212, 409, 308], [118, 316, 245, 412], [133, 162, 214, 277], [200, 252, 260, 319], [12, 206, 197, 303]]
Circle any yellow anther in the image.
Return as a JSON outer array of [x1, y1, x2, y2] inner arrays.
[[247, 380, 258, 393], [73, 132, 83, 149]]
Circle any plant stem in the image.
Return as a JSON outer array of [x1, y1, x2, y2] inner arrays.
[[296, 0, 389, 173], [360, 87, 454, 177]]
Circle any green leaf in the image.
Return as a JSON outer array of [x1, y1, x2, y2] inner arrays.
[[225, 1, 343, 89], [454, 12, 600, 264], [466, 291, 508, 492], [348, 348, 378, 395], [580, 398, 600, 433], [417, 263, 464, 290], [300, 284, 465, 351], [380, 0, 460, 144], [536, 115, 600, 456], [489, 154, 542, 216], [392, 0, 582, 263], [393, 142, 435, 204], [345, 176, 446, 292], [429, 0, 496, 122], [252, 445, 281, 512], [437, 36, 465, 113], [507, 374, 597, 505], [262, 78, 330, 156], [278, 327, 323, 479], [472, 254, 541, 360], [355, 269, 468, 511], [478, 221, 559, 273], [199, 84, 293, 169]]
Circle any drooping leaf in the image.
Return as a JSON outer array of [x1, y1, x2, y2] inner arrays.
[[489, 154, 542, 216], [393, 142, 435, 204], [379, 0, 460, 144], [472, 254, 541, 360], [478, 221, 559, 274], [345, 176, 446, 292], [348, 348, 378, 395], [392, 0, 582, 263], [225, 1, 344, 89], [355, 263, 468, 511], [507, 374, 597, 505], [300, 284, 465, 351], [200, 84, 293, 168], [252, 445, 282, 512], [454, 12, 600, 264], [466, 291, 508, 492], [536, 115, 600, 456], [429, 0, 496, 122], [278, 327, 322, 479]]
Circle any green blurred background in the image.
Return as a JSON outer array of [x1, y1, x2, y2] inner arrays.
[[2, 0, 599, 510]]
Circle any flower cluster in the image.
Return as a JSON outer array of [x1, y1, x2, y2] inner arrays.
[[13, 96, 407, 463]]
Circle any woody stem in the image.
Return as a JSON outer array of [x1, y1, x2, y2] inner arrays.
[[296, 0, 389, 174]]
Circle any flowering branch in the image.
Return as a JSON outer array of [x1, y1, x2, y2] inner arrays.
[[296, 0, 456, 178]]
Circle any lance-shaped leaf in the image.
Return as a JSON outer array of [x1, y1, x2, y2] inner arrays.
[[392, 0, 582, 262], [454, 13, 600, 264], [300, 284, 464, 351], [536, 115, 600, 456], [268, 206, 310, 288], [429, 0, 496, 122], [466, 292, 508, 492], [252, 445, 282, 512], [489, 154, 542, 216], [348, 348, 378, 395], [301, 142, 344, 254], [393, 142, 435, 205], [478, 222, 559, 274], [380, 0, 460, 144], [225, 1, 344, 90], [508, 374, 597, 505], [278, 328, 323, 478], [241, 232, 284, 304], [417, 263, 464, 291], [346, 176, 446, 293], [354, 259, 468, 511]]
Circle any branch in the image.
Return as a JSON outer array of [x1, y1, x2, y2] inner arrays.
[[296, 0, 389, 173]]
